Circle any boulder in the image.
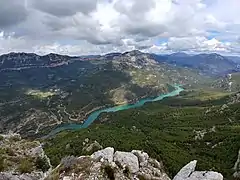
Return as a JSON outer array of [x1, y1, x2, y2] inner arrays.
[[114, 151, 139, 173], [91, 147, 114, 162], [190, 171, 224, 180], [83, 140, 103, 153], [173, 160, 197, 180], [233, 149, 240, 178], [131, 150, 149, 166], [173, 160, 223, 180]]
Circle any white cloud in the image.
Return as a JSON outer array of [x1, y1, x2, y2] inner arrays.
[[0, 0, 239, 55]]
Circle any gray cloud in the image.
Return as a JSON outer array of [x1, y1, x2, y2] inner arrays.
[[32, 0, 97, 17], [0, 0, 28, 28], [0, 0, 239, 55]]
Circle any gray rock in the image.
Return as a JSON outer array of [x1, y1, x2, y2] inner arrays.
[[62, 176, 72, 180], [131, 150, 149, 167], [29, 145, 44, 157], [190, 171, 224, 180], [173, 160, 223, 180], [233, 149, 240, 178], [91, 147, 114, 162], [83, 140, 103, 153], [114, 151, 139, 173], [173, 160, 197, 180], [0, 173, 41, 180]]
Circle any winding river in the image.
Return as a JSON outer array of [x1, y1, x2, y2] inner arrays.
[[46, 85, 184, 137]]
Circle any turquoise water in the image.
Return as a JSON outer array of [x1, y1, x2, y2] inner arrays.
[[46, 85, 184, 137]]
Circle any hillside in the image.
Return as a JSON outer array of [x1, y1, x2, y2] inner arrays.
[[154, 53, 239, 75], [0, 133, 224, 180], [0, 51, 216, 137], [44, 90, 240, 180]]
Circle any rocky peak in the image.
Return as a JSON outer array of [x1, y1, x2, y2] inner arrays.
[[47, 147, 171, 180], [0, 133, 225, 180], [0, 52, 72, 70], [123, 50, 143, 56], [113, 50, 158, 69], [47, 147, 223, 180]]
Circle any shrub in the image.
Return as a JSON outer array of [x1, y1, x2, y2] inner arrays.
[[0, 156, 5, 172], [123, 166, 130, 177], [9, 135, 21, 142], [103, 165, 115, 180], [35, 156, 50, 172], [0, 135, 4, 141], [6, 147, 15, 156], [18, 158, 33, 174]]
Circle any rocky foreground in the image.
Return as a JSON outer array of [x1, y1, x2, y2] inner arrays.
[[0, 133, 225, 180]]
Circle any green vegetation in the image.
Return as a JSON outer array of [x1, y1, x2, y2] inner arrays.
[[0, 53, 219, 137], [26, 89, 56, 99], [44, 93, 240, 180], [35, 156, 51, 172], [0, 155, 5, 171], [103, 164, 115, 180], [18, 158, 34, 174]]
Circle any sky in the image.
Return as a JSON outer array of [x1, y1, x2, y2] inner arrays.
[[0, 0, 239, 56]]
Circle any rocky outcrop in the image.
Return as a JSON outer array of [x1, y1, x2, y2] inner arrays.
[[82, 139, 103, 154], [47, 147, 224, 180], [0, 133, 51, 180], [0, 134, 224, 180], [114, 151, 139, 173], [233, 149, 240, 178], [91, 147, 114, 162], [173, 160, 223, 180], [131, 150, 149, 167], [47, 147, 171, 180]]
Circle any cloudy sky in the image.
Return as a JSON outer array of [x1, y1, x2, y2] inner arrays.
[[0, 0, 239, 55]]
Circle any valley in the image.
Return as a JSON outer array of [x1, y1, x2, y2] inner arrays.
[[45, 90, 240, 180], [0, 50, 240, 179], [0, 50, 220, 137]]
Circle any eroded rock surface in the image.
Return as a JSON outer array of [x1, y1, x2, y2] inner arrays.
[[173, 160, 223, 180]]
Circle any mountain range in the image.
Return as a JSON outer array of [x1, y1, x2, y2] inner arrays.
[[153, 52, 239, 75], [1, 51, 239, 75], [0, 50, 240, 180]]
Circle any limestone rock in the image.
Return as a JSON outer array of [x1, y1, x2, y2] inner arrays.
[[233, 149, 240, 178], [174, 160, 197, 180], [0, 172, 44, 180], [82, 140, 103, 153], [131, 150, 149, 166], [173, 160, 223, 180], [114, 151, 139, 173], [190, 171, 224, 180], [91, 147, 114, 162]]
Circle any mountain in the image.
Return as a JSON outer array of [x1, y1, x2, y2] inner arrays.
[[0, 50, 239, 180], [0, 50, 217, 137], [227, 56, 240, 63], [0, 52, 75, 71], [154, 53, 239, 75]]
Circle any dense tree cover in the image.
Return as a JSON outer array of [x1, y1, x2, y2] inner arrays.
[[44, 95, 240, 179]]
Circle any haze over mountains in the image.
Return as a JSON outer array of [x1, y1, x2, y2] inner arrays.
[[1, 51, 239, 76]]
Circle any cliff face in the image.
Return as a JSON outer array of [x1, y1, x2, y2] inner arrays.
[[0, 134, 224, 180]]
